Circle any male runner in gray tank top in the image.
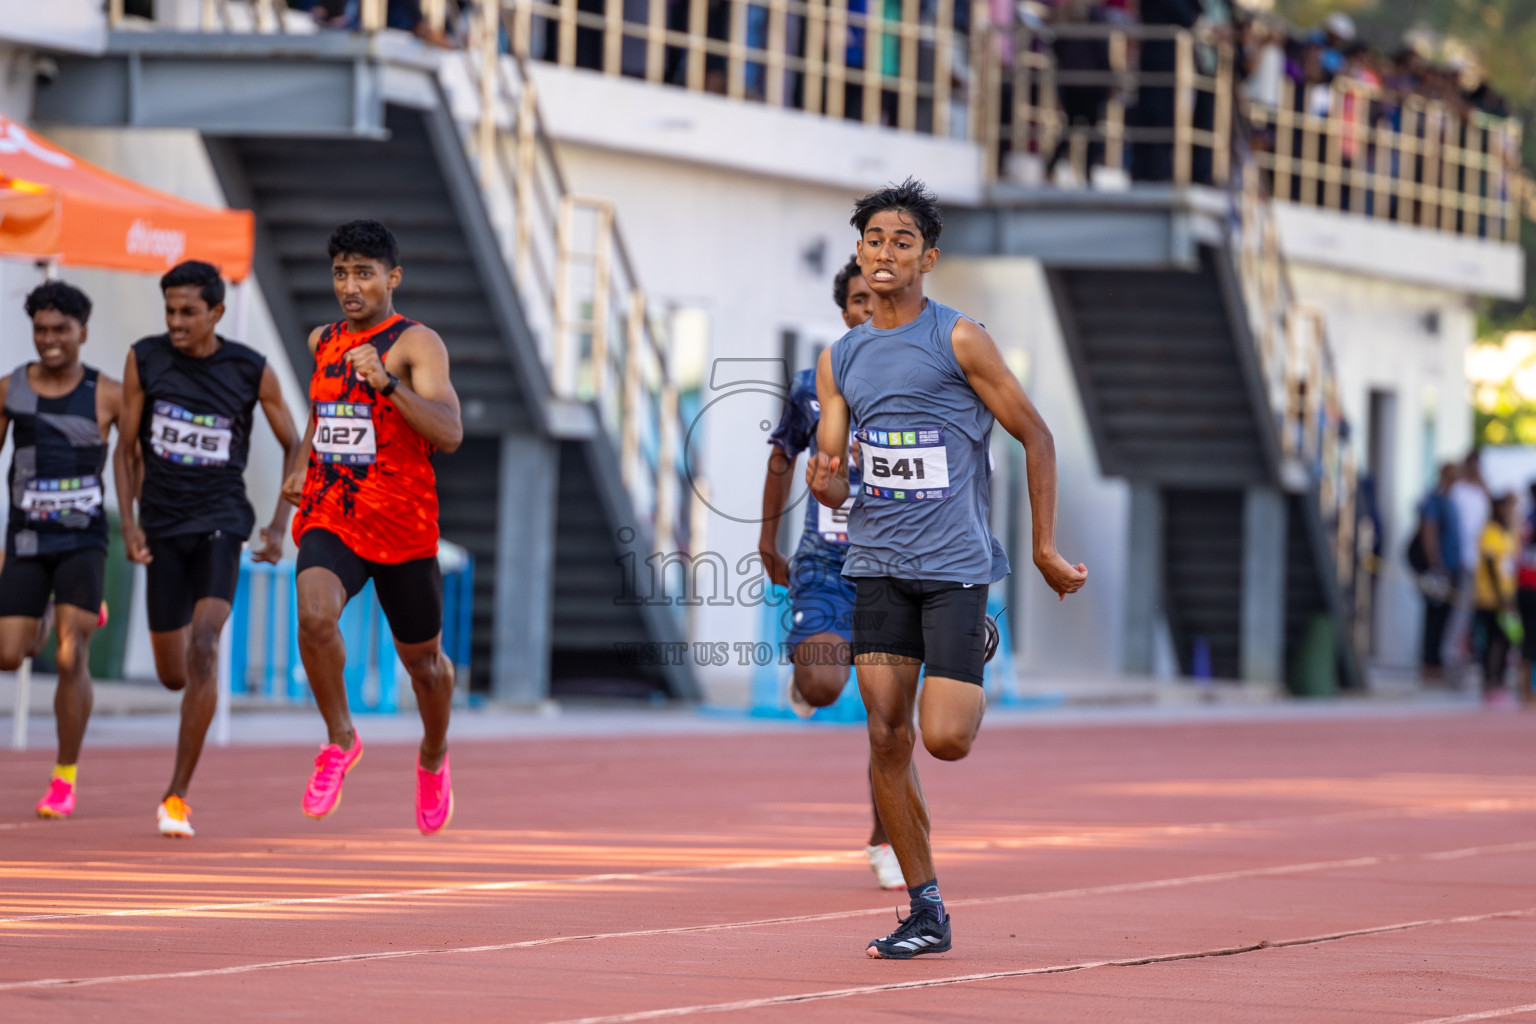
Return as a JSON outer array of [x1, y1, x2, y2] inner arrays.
[[808, 179, 1087, 958]]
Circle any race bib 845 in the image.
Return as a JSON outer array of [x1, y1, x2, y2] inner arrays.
[[150, 401, 232, 467], [856, 427, 950, 500]]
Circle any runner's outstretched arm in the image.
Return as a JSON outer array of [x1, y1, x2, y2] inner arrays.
[[759, 446, 795, 587], [951, 318, 1086, 600], [344, 325, 462, 453], [281, 414, 315, 509], [807, 347, 850, 510], [252, 364, 301, 563], [113, 353, 151, 566]]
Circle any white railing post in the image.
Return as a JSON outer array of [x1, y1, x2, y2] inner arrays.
[[621, 289, 645, 493]]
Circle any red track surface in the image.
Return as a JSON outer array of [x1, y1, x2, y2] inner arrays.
[[5, 711, 1536, 1022]]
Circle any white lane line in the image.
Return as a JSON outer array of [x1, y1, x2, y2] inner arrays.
[[3, 840, 1534, 993], [1408, 1004, 1536, 1024], [543, 907, 1536, 1024]]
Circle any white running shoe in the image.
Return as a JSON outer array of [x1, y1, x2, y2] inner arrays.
[[787, 680, 815, 719], [866, 843, 905, 889], [156, 796, 195, 838]]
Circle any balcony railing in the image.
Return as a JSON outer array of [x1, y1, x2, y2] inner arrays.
[[501, 0, 983, 137], [985, 20, 1527, 243], [114, 5, 1533, 247], [1247, 79, 1524, 243]]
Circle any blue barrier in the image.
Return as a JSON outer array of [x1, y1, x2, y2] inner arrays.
[[230, 549, 474, 712]]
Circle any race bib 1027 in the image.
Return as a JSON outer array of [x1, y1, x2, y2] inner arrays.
[[21, 474, 103, 522], [150, 401, 233, 467], [313, 402, 377, 465], [856, 427, 950, 500]]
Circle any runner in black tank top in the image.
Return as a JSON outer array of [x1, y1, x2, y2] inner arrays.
[[115, 261, 301, 838], [0, 281, 123, 822]]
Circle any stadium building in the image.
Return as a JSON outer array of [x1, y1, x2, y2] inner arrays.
[[0, 0, 1524, 705]]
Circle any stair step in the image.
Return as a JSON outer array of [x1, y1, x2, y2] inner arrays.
[[1091, 365, 1243, 389]]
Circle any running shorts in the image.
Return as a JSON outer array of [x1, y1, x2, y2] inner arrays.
[[296, 528, 442, 645], [850, 576, 990, 685], [146, 530, 245, 632], [0, 547, 106, 619], [785, 544, 857, 650]]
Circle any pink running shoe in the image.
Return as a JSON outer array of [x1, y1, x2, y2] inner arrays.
[[36, 777, 75, 819], [415, 754, 453, 836], [302, 734, 364, 820]]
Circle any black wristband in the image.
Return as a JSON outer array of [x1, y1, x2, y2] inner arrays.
[[380, 372, 400, 398]]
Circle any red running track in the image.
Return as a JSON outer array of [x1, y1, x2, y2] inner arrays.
[[4, 710, 1536, 1023]]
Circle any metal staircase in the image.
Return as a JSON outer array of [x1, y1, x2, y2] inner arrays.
[[38, 9, 699, 700]]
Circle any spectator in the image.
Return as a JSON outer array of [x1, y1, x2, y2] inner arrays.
[[1517, 481, 1536, 704], [1130, 0, 1204, 183], [1474, 491, 1519, 703], [1446, 450, 1491, 676], [1046, 0, 1113, 180], [1413, 462, 1462, 682], [1240, 16, 1285, 109]]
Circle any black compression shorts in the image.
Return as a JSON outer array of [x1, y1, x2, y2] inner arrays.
[[146, 530, 245, 632], [850, 576, 990, 685], [296, 528, 442, 645], [0, 547, 106, 619]]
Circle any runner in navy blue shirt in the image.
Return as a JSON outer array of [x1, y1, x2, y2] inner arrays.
[[759, 256, 903, 888]]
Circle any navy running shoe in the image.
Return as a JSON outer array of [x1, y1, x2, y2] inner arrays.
[[867, 910, 952, 959], [983, 614, 1000, 664]]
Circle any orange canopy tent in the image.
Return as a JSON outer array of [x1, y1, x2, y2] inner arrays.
[[0, 116, 253, 281]]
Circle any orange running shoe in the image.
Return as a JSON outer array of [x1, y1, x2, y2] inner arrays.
[[35, 777, 75, 819], [303, 734, 364, 820], [415, 753, 453, 836], [157, 796, 194, 838]]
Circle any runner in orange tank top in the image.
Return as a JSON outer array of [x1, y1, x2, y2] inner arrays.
[[280, 220, 464, 836], [296, 313, 439, 561]]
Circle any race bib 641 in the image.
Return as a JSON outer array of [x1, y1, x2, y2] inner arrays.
[[856, 427, 950, 500]]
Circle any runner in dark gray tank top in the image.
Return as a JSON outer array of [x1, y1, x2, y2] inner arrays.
[[0, 281, 124, 822], [808, 179, 1088, 960]]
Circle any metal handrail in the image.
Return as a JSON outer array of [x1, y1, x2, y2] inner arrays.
[[462, 4, 692, 554], [1235, 169, 1370, 657]]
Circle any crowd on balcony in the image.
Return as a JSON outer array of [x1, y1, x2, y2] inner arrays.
[[1025, 0, 1523, 235], [1037, 1, 1511, 121]]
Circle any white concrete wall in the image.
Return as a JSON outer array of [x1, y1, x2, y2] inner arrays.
[[0, 0, 105, 56], [928, 258, 1130, 680], [1284, 264, 1477, 673], [0, 127, 307, 680]]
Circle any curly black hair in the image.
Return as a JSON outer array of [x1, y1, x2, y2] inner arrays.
[[832, 254, 864, 312], [328, 219, 399, 268], [160, 260, 226, 309], [24, 280, 92, 325], [849, 177, 942, 251]]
